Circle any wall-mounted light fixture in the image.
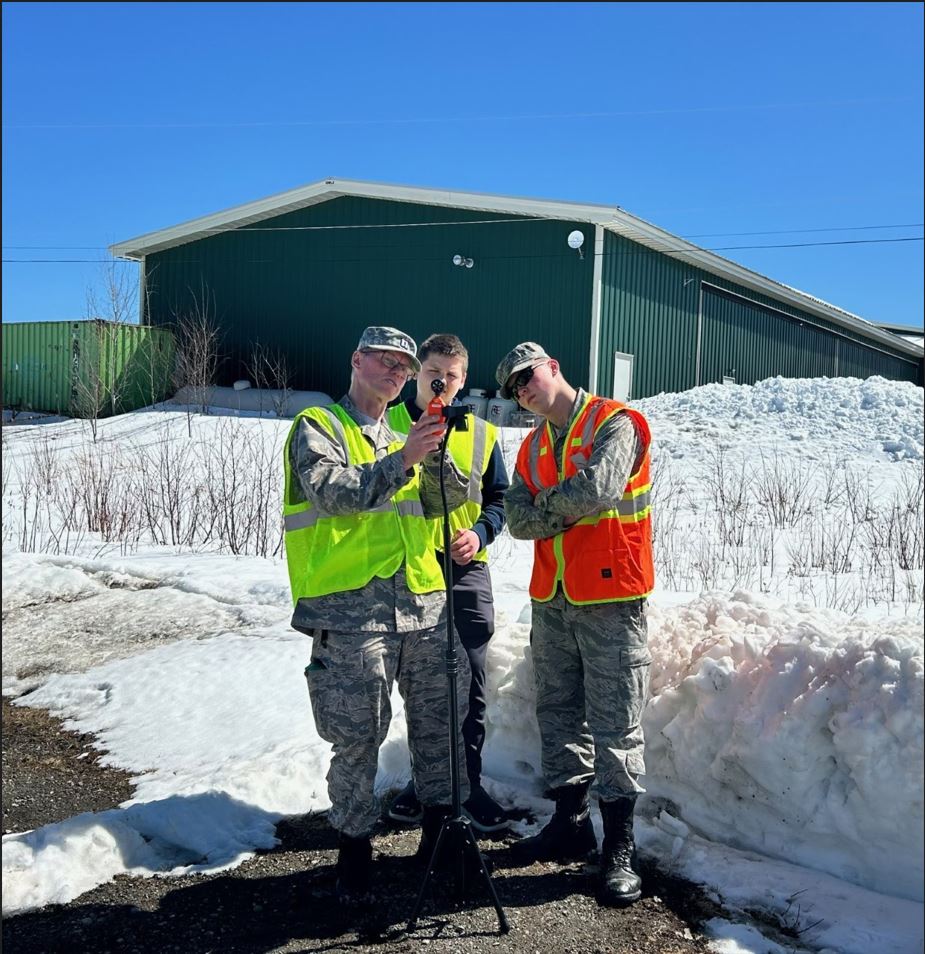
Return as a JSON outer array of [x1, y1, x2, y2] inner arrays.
[[452, 254, 475, 268], [567, 230, 585, 260]]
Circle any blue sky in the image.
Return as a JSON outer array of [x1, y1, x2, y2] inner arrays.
[[3, 1, 923, 328]]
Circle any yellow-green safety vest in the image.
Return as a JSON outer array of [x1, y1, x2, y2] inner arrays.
[[386, 402, 497, 562], [282, 403, 444, 602]]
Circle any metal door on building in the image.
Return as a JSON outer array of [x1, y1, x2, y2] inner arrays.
[[612, 351, 634, 401]]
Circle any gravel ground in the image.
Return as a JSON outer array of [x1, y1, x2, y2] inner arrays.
[[2, 696, 726, 954]]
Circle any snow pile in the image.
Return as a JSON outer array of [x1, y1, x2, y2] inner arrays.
[[643, 593, 923, 902], [640, 375, 923, 463], [481, 592, 924, 902]]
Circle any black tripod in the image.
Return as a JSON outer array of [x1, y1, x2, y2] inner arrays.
[[407, 383, 510, 934]]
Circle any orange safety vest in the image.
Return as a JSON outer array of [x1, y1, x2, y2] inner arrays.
[[516, 394, 654, 604]]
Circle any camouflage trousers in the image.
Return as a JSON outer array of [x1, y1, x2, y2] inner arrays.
[[531, 593, 650, 800], [305, 625, 470, 838]]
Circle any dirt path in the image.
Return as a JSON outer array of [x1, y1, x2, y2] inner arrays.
[[2, 697, 724, 954]]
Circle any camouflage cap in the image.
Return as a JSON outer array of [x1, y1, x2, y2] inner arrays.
[[356, 326, 421, 372], [495, 342, 550, 398]]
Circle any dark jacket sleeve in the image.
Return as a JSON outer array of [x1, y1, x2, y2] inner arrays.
[[472, 441, 509, 550]]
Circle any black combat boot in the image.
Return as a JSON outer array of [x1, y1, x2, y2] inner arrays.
[[415, 805, 450, 864], [335, 832, 373, 903], [597, 796, 642, 906], [511, 782, 597, 863]]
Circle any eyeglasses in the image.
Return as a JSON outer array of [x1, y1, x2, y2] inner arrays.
[[510, 361, 547, 396], [362, 350, 416, 379]]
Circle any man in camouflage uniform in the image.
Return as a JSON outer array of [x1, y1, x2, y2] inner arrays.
[[496, 342, 654, 907], [283, 326, 471, 903]]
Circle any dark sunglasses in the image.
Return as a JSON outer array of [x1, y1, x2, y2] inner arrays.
[[511, 361, 547, 395]]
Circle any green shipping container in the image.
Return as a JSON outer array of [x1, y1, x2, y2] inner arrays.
[[2, 320, 175, 418]]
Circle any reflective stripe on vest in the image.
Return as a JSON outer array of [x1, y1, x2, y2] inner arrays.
[[516, 394, 654, 604], [282, 403, 444, 601], [386, 403, 496, 562]]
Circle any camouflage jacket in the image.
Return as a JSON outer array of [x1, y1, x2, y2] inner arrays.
[[289, 394, 468, 632], [504, 388, 644, 541]]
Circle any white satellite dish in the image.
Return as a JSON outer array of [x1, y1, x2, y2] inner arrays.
[[567, 230, 585, 250]]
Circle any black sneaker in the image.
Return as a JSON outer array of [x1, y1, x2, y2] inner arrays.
[[463, 784, 510, 833], [387, 780, 423, 824]]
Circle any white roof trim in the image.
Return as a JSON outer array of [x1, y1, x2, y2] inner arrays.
[[110, 177, 924, 359]]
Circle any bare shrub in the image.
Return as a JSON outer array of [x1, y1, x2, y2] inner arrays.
[[75, 260, 140, 438], [132, 434, 208, 547], [650, 457, 686, 590], [74, 443, 137, 542], [72, 321, 116, 441], [1, 432, 10, 501], [888, 467, 924, 572], [754, 525, 777, 593], [199, 419, 285, 556], [817, 456, 848, 510], [752, 450, 815, 528], [841, 468, 878, 525], [17, 476, 42, 553], [727, 531, 762, 590], [690, 535, 722, 591], [246, 341, 293, 418], [171, 285, 222, 435], [87, 257, 137, 327], [46, 479, 88, 554], [702, 447, 751, 551], [30, 432, 60, 498]]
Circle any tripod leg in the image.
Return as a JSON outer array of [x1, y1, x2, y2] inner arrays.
[[407, 451, 510, 934], [407, 818, 451, 931], [462, 823, 510, 933]]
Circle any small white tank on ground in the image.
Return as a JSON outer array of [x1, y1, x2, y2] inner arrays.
[[461, 388, 488, 419], [171, 386, 333, 416], [487, 396, 517, 427], [510, 410, 539, 428]]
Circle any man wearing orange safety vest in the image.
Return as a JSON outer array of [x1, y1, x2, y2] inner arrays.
[[496, 342, 654, 908]]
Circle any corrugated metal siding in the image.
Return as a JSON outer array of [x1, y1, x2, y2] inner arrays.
[[598, 233, 699, 397], [836, 336, 922, 381], [144, 196, 596, 397], [73, 321, 175, 415], [2, 321, 75, 414], [598, 231, 919, 397], [2, 321, 175, 417], [700, 287, 835, 383]]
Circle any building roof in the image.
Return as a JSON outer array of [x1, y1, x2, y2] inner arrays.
[[873, 321, 925, 336], [110, 178, 923, 358]]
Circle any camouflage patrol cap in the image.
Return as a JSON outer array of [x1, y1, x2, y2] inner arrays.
[[495, 342, 550, 398], [356, 326, 421, 372]]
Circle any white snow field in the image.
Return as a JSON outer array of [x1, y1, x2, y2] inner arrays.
[[2, 375, 922, 954]]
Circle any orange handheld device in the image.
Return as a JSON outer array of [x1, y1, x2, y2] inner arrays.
[[428, 379, 448, 435]]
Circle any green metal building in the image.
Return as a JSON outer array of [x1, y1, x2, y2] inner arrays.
[[2, 319, 175, 417], [110, 179, 923, 401]]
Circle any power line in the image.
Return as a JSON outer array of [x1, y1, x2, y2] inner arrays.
[[4, 222, 923, 251], [2, 97, 913, 130], [711, 237, 922, 250], [4, 235, 922, 264], [684, 223, 924, 238]]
